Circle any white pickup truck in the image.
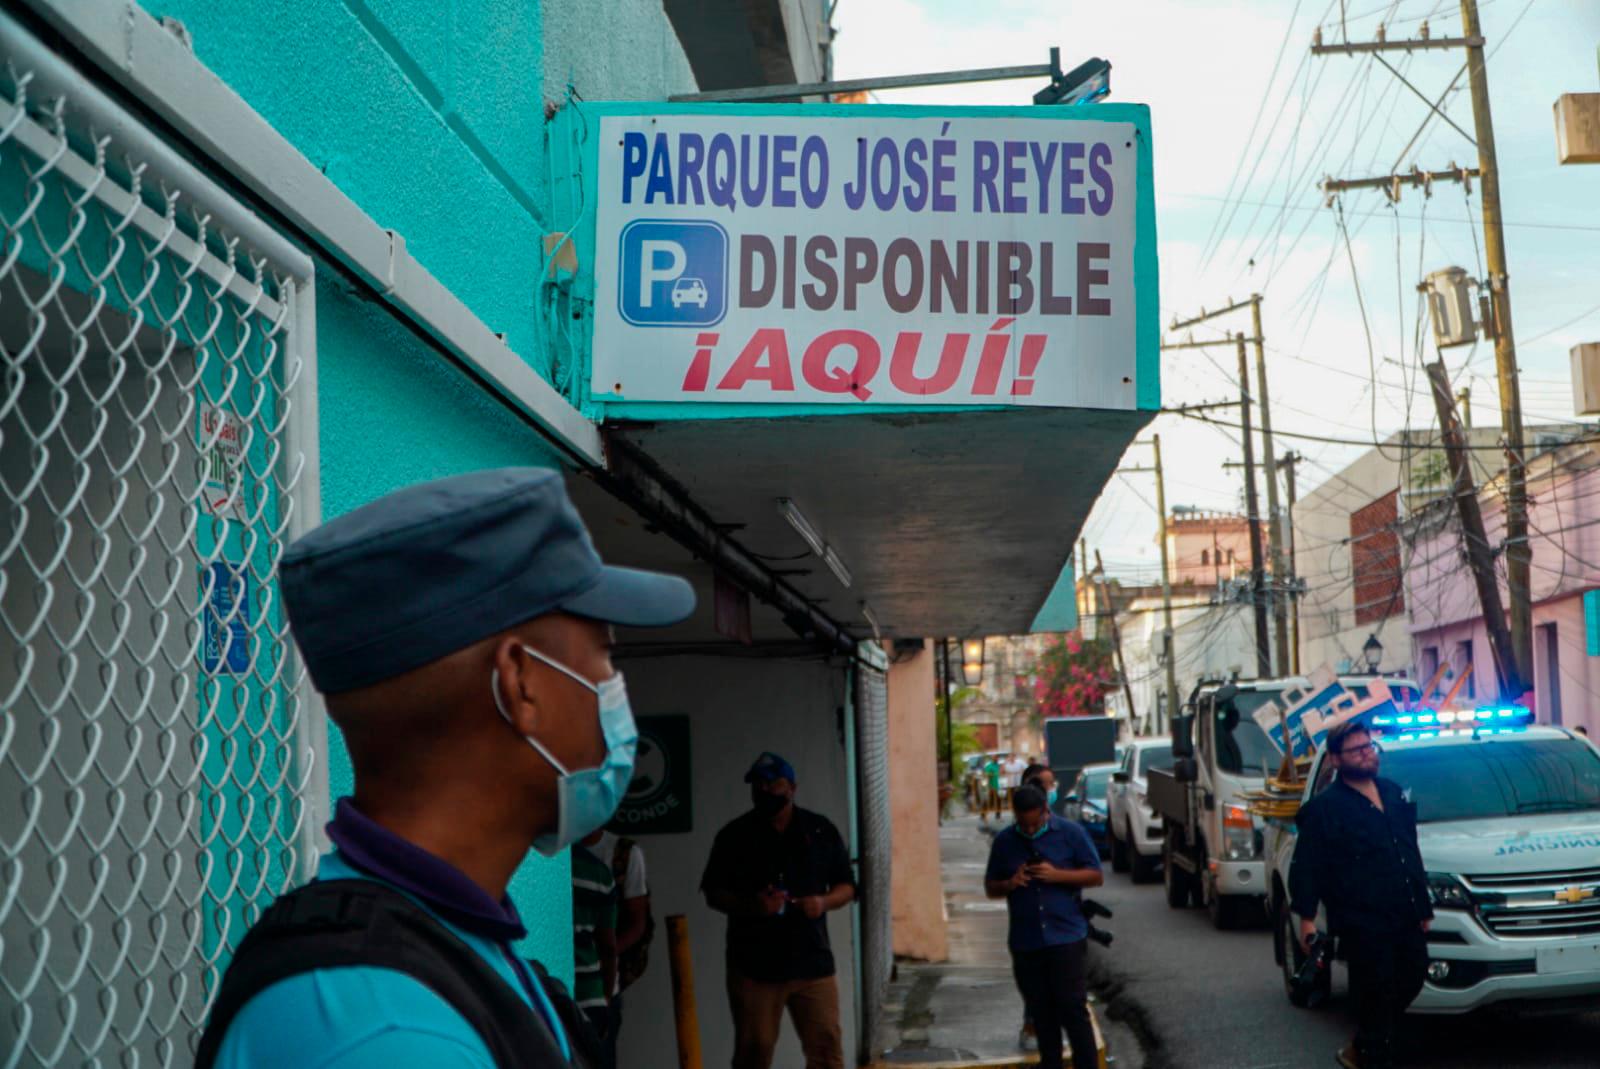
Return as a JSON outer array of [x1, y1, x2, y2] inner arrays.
[[1150, 676, 1418, 929], [1267, 710, 1600, 1012]]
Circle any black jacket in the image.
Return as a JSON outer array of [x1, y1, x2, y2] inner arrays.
[[1290, 776, 1434, 935]]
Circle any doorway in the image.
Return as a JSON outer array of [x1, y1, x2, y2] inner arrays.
[[1540, 623, 1564, 726]]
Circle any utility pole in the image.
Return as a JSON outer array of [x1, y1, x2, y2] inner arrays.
[[1456, 386, 1472, 429], [1117, 440, 1181, 731], [1152, 436, 1180, 728], [1460, 0, 1531, 693], [941, 638, 955, 784], [1233, 334, 1272, 677], [1250, 296, 1290, 676], [1425, 362, 1522, 697], [1313, 0, 1533, 695], [1280, 452, 1304, 676], [1163, 299, 1281, 679], [1094, 550, 1139, 727], [1078, 537, 1090, 635]]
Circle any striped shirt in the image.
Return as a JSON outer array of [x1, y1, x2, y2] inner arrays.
[[571, 844, 617, 1012]]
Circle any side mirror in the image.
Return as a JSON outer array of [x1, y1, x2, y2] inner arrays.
[[1173, 757, 1199, 783], [1171, 713, 1196, 759], [1214, 682, 1239, 705], [1112, 771, 1130, 785]]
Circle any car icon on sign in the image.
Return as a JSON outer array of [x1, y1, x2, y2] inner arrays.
[[671, 277, 709, 309]]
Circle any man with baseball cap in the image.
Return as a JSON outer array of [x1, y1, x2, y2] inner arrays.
[[701, 752, 856, 1069], [196, 468, 694, 1069]]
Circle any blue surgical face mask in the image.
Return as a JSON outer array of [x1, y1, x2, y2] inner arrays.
[[1024, 821, 1049, 840], [492, 646, 637, 857], [1047, 786, 1059, 806]]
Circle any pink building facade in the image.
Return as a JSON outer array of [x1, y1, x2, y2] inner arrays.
[[1167, 512, 1253, 587], [1405, 442, 1600, 733]]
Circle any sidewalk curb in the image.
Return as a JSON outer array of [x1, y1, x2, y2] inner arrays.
[[1086, 952, 1170, 1069], [874, 1003, 1110, 1069]]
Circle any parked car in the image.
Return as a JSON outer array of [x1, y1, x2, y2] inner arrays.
[[1106, 738, 1175, 882], [1067, 762, 1119, 857]]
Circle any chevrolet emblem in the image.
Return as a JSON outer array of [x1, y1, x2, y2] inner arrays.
[[1555, 886, 1594, 905]]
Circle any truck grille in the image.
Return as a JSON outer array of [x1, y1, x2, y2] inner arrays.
[[1463, 867, 1600, 938]]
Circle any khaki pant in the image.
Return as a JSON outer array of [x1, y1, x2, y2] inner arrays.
[[726, 968, 843, 1069]]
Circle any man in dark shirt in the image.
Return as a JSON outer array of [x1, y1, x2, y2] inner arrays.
[[984, 784, 1103, 1069], [1291, 719, 1432, 1069], [701, 752, 856, 1069]]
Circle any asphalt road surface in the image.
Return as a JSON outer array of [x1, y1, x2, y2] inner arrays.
[[1088, 861, 1600, 1069]]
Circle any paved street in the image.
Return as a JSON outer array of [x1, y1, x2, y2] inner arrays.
[[1090, 859, 1600, 1068]]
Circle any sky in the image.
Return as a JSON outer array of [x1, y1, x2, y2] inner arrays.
[[832, 0, 1600, 587]]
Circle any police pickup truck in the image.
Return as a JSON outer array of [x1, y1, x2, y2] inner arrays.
[[1266, 707, 1600, 1012]]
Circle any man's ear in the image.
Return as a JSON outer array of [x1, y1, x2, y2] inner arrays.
[[493, 638, 544, 735]]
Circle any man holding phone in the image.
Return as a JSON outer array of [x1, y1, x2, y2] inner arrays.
[[984, 783, 1103, 1069]]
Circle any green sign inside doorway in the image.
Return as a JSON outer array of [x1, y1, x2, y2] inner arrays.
[[610, 714, 691, 834]]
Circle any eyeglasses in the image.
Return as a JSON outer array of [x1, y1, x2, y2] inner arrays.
[[1336, 741, 1380, 756]]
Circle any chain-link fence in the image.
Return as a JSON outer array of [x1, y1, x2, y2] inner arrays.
[[2, 26, 321, 1067]]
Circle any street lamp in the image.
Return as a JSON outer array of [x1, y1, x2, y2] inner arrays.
[[1362, 633, 1384, 675], [961, 636, 986, 686]]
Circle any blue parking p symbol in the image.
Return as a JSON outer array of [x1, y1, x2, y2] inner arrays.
[[618, 220, 728, 327]]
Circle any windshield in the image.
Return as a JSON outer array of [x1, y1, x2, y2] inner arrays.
[[1214, 692, 1282, 776], [1381, 737, 1600, 823], [1137, 745, 1173, 776], [1081, 769, 1114, 801]]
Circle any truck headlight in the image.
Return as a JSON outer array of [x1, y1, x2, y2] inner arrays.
[[1223, 803, 1259, 860], [1427, 872, 1472, 909]]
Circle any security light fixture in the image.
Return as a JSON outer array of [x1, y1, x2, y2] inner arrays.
[[823, 546, 853, 589], [778, 498, 825, 557], [1363, 633, 1384, 674], [778, 497, 854, 590], [1033, 50, 1112, 106], [861, 602, 882, 641]]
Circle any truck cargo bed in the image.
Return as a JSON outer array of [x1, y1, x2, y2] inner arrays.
[[1147, 766, 1189, 825]]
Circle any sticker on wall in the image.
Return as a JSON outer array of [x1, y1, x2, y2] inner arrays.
[[202, 560, 252, 675], [199, 403, 247, 520], [609, 714, 691, 835]]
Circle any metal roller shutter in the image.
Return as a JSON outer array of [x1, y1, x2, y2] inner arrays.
[[853, 658, 892, 1061]]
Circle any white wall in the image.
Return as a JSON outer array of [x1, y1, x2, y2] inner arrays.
[[613, 653, 858, 1069]]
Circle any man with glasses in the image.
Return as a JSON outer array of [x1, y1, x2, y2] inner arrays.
[[1290, 718, 1432, 1069]]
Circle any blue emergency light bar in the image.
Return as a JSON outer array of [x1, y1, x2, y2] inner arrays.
[[1369, 705, 1534, 734]]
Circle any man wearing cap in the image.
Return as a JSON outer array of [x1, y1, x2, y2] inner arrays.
[[701, 752, 856, 1069], [195, 468, 695, 1069]]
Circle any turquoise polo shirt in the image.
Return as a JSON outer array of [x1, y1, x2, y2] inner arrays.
[[212, 802, 570, 1068]]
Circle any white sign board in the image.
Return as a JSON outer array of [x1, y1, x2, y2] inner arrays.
[[590, 111, 1144, 407], [199, 403, 245, 520]]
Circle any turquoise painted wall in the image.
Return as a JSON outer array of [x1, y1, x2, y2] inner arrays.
[[138, 0, 697, 979], [311, 274, 577, 974], [156, 0, 552, 375]]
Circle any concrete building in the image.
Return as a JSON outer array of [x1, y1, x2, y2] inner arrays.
[[1406, 439, 1600, 729], [952, 633, 1054, 759], [0, 2, 1159, 1066], [1107, 595, 1258, 736], [1167, 510, 1252, 587]]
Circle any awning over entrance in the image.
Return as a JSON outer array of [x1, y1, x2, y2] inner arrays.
[[606, 406, 1148, 638]]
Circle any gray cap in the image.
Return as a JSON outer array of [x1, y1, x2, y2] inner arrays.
[[281, 467, 695, 694]]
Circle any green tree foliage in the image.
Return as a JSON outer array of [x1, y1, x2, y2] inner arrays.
[[937, 684, 982, 783]]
